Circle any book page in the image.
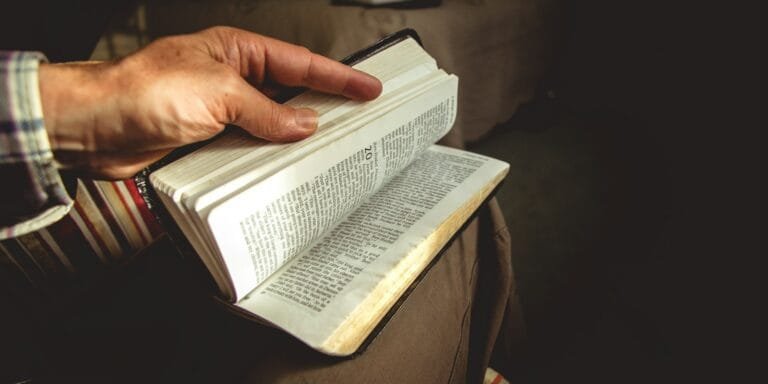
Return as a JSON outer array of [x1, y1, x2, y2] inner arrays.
[[235, 146, 509, 354], [207, 76, 458, 300]]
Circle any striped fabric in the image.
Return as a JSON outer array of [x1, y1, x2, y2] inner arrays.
[[0, 51, 73, 238], [0, 178, 163, 302]]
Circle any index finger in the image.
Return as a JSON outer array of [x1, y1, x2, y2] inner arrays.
[[222, 28, 383, 101], [266, 42, 383, 101]]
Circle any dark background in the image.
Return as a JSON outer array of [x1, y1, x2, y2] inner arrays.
[[470, 1, 744, 382]]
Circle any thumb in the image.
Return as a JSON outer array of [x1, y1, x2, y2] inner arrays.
[[229, 81, 317, 142]]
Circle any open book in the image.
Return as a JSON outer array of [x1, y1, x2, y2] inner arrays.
[[144, 30, 509, 355]]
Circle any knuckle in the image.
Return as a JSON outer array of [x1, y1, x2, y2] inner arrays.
[[217, 71, 244, 122], [302, 53, 315, 84], [297, 46, 312, 56], [201, 26, 237, 39], [201, 26, 223, 34], [151, 35, 183, 50]]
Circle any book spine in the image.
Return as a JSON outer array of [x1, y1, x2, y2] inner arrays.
[[0, 178, 165, 308], [133, 167, 195, 260]]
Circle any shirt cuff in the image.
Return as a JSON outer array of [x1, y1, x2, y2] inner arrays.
[[0, 51, 73, 239]]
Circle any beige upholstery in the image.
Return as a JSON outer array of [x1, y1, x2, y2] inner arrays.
[[146, 0, 558, 147]]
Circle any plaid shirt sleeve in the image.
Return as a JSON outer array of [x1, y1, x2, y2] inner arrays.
[[0, 51, 73, 239]]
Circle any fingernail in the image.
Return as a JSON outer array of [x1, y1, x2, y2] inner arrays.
[[295, 108, 318, 132]]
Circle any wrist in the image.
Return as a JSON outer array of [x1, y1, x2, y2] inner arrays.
[[38, 61, 119, 153]]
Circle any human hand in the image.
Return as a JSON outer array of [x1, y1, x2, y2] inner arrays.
[[38, 26, 382, 179]]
